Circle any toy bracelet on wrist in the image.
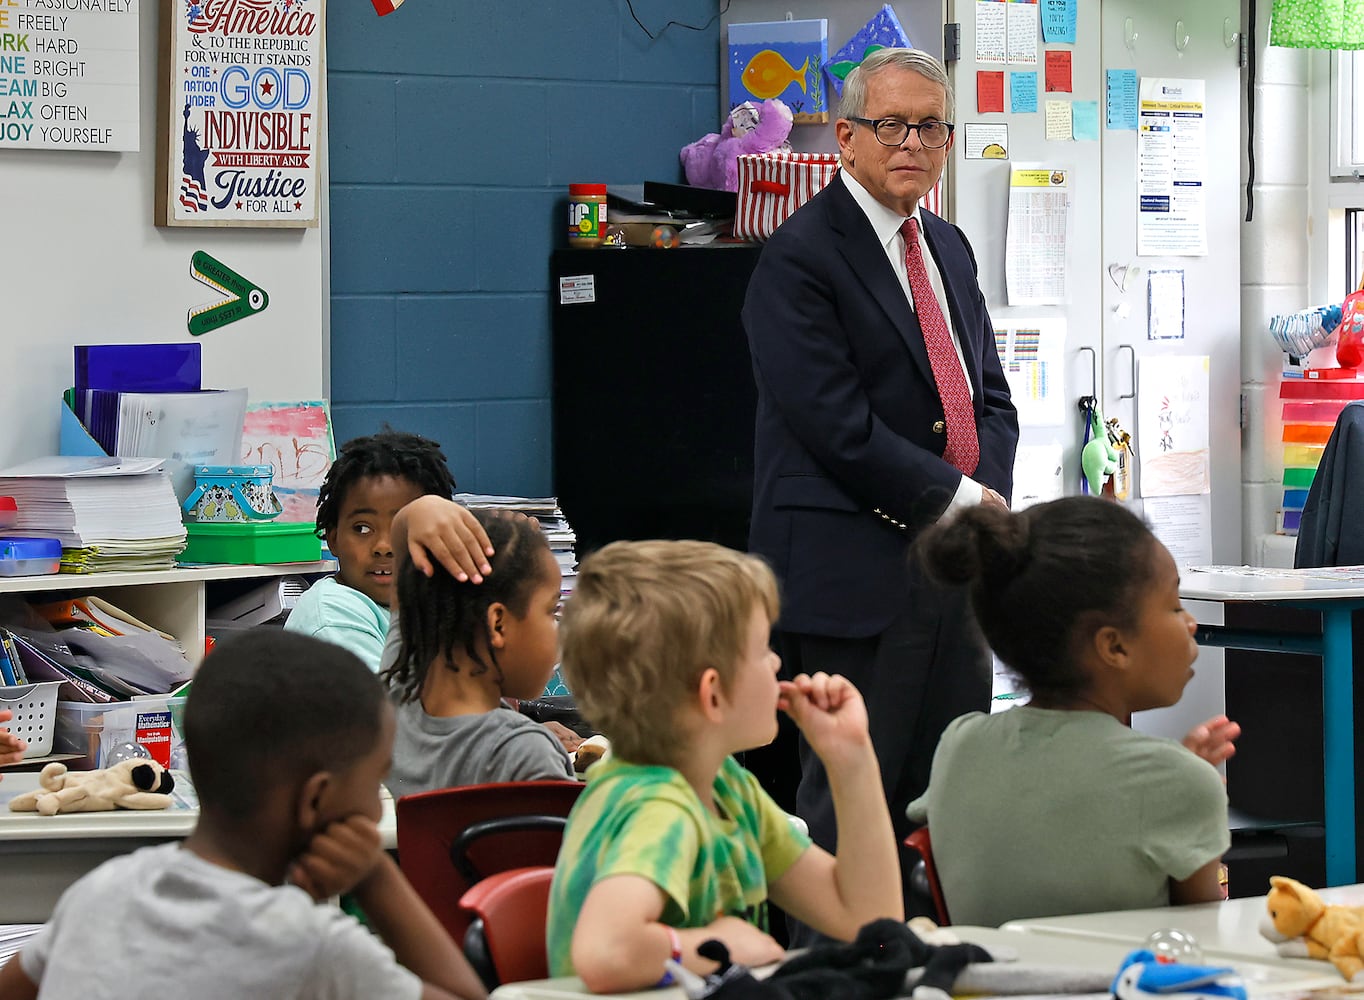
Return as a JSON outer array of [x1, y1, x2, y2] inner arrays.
[[656, 925, 683, 987]]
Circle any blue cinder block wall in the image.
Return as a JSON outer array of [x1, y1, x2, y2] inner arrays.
[[326, 2, 721, 495]]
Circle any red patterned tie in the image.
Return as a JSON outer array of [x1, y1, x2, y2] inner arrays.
[[902, 218, 979, 476]]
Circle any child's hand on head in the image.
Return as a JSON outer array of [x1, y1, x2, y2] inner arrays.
[[778, 672, 872, 766], [397, 496, 495, 583], [706, 916, 786, 968], [1182, 714, 1240, 770], [0, 709, 26, 769], [288, 814, 383, 902]]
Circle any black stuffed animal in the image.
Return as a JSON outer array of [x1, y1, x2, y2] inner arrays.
[[672, 919, 992, 1000]]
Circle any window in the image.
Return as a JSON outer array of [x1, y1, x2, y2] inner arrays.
[[1330, 51, 1364, 178]]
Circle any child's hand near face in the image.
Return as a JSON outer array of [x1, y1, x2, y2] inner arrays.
[[0, 710, 27, 770], [778, 672, 872, 769], [288, 814, 383, 902], [1182, 714, 1240, 770], [396, 496, 495, 583]]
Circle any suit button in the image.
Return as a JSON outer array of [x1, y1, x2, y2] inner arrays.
[[933, 420, 946, 434]]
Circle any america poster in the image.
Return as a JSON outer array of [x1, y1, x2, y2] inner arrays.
[[155, 0, 323, 227]]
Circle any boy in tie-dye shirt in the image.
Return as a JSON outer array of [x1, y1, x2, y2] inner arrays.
[[547, 541, 902, 993]]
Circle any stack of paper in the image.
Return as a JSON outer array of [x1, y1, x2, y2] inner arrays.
[[0, 925, 43, 967], [0, 457, 187, 572], [454, 494, 579, 595]]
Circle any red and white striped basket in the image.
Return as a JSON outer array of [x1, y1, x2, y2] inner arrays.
[[733, 152, 840, 241]]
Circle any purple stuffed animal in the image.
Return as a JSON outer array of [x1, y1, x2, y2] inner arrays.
[[680, 98, 795, 192]]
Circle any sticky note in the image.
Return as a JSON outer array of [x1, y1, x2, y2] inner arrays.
[[1045, 100, 1072, 140], [1010, 71, 1038, 113], [1041, 0, 1076, 44], [1045, 50, 1072, 93], [978, 71, 1005, 113], [1072, 100, 1099, 140]]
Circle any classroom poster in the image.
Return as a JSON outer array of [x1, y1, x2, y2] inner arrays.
[[1006, 0, 1039, 66], [992, 318, 1065, 426], [1138, 355, 1210, 497], [975, 1, 1006, 63], [727, 19, 828, 124], [155, 0, 324, 228], [1005, 165, 1070, 305], [0, 0, 140, 151], [1137, 77, 1207, 256]]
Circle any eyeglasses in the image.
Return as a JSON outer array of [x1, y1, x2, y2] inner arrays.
[[849, 117, 955, 149]]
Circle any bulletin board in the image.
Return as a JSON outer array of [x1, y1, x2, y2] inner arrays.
[[0, 2, 327, 471]]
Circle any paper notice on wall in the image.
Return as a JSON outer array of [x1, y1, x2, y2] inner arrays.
[[1044, 100, 1072, 140], [1145, 494, 1212, 568], [1137, 77, 1208, 256], [964, 123, 1010, 159], [976, 1, 1007, 62], [1138, 355, 1210, 496], [1012, 443, 1065, 510], [1005, 165, 1071, 305], [993, 319, 1066, 426], [1007, 1, 1039, 65]]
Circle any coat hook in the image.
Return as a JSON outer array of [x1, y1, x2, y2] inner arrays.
[[1124, 16, 1139, 55], [1175, 19, 1189, 53], [1222, 17, 1240, 47]]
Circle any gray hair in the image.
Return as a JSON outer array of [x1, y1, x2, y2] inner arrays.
[[839, 48, 955, 122]]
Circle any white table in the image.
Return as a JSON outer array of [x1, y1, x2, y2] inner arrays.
[[1003, 884, 1364, 974], [488, 925, 1343, 998], [0, 771, 397, 922], [1181, 567, 1364, 886]]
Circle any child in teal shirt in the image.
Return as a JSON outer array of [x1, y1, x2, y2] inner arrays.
[[286, 430, 456, 670]]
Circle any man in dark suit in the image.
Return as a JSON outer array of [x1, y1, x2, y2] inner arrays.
[[743, 48, 1019, 921]]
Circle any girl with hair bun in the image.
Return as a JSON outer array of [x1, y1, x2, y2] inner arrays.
[[907, 496, 1238, 926]]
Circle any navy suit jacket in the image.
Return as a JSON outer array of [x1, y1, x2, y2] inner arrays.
[[743, 174, 1019, 638]]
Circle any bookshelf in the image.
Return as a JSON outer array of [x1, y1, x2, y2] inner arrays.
[[0, 563, 335, 666]]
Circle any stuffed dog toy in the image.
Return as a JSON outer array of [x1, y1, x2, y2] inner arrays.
[[8, 759, 175, 816], [1259, 875, 1364, 980]]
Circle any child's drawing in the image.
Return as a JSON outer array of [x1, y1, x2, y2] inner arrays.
[[240, 401, 335, 522], [1137, 357, 1210, 497], [729, 18, 829, 124]]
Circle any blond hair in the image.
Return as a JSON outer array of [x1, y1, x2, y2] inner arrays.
[[560, 540, 780, 766]]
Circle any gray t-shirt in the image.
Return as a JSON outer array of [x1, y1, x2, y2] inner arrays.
[[907, 706, 1229, 928], [387, 697, 573, 798], [21, 842, 419, 1000]]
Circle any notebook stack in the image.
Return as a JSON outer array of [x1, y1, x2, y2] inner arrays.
[[454, 494, 579, 597], [0, 457, 187, 572]]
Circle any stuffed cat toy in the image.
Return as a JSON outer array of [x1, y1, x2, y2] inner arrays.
[[1259, 875, 1364, 980]]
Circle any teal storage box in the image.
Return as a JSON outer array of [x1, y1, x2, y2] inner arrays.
[[180, 521, 320, 565]]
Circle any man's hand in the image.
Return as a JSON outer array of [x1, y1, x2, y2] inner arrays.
[[0, 710, 26, 771], [1182, 714, 1240, 770], [982, 486, 1009, 510], [289, 814, 383, 901], [779, 672, 872, 768]]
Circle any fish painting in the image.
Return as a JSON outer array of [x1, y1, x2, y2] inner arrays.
[[728, 19, 829, 123], [743, 50, 809, 100]]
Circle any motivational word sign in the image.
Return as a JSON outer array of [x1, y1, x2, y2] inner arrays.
[[156, 0, 322, 227], [0, 0, 139, 151]]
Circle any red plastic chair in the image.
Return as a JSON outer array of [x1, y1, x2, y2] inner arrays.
[[395, 781, 583, 945], [904, 827, 951, 926], [459, 865, 555, 989]]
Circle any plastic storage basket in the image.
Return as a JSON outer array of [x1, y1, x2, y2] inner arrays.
[[0, 681, 61, 758]]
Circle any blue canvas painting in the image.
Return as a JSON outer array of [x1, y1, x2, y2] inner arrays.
[[728, 18, 829, 124], [824, 4, 914, 99]]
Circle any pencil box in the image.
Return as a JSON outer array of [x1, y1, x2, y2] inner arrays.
[[182, 465, 283, 522]]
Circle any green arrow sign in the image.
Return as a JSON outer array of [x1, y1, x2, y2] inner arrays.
[[187, 250, 269, 337]]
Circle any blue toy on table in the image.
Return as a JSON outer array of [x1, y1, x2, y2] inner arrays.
[[1111, 949, 1247, 1000]]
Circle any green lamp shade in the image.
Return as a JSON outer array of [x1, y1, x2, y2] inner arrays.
[[1272, 0, 1364, 48]]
